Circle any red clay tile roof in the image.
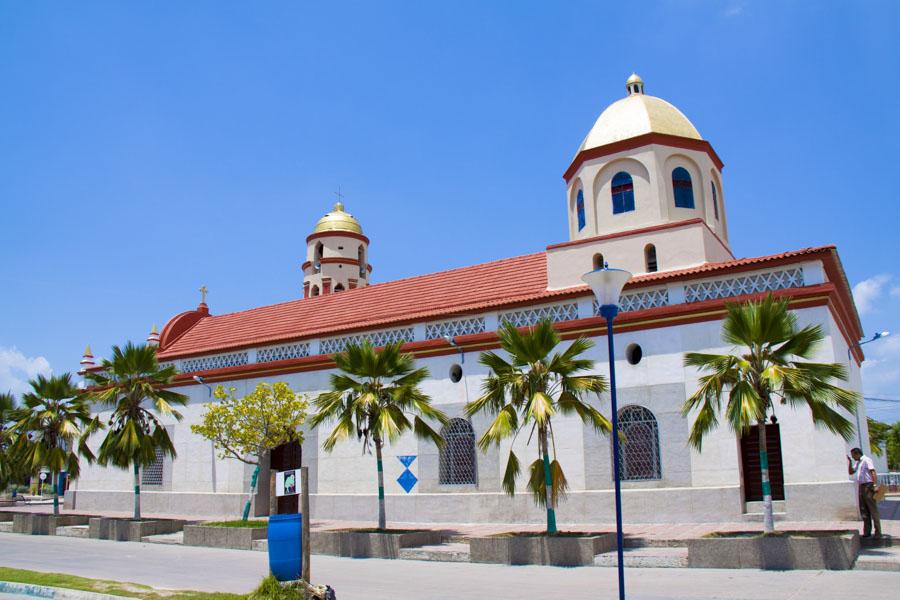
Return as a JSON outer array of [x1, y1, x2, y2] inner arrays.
[[157, 245, 840, 359]]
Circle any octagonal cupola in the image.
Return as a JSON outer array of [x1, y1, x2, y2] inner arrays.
[[302, 202, 371, 297]]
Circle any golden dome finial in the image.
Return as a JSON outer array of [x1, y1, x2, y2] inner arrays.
[[84, 345, 92, 356], [313, 201, 363, 235], [626, 73, 644, 95]]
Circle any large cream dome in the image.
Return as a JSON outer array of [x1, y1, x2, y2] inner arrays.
[[577, 74, 702, 153]]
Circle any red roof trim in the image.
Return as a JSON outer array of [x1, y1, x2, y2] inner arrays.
[[546, 218, 705, 250], [563, 133, 725, 183]]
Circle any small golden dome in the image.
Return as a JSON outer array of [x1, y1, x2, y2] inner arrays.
[[626, 73, 643, 86], [313, 202, 363, 235]]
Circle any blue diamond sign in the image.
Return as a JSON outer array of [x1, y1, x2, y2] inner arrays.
[[397, 455, 417, 493]]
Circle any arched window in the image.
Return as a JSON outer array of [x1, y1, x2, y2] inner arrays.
[[358, 245, 366, 278], [439, 418, 477, 485], [672, 167, 694, 209], [592, 253, 605, 271], [611, 172, 635, 214], [711, 180, 719, 220], [333, 283, 345, 293], [617, 406, 661, 481], [314, 242, 324, 272], [576, 189, 586, 231], [310, 285, 320, 297], [644, 244, 658, 273]]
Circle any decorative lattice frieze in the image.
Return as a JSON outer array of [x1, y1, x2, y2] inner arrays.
[[593, 288, 670, 315], [158, 361, 175, 371], [181, 351, 249, 373], [425, 317, 486, 340], [257, 343, 311, 363], [321, 327, 416, 355], [684, 268, 804, 304], [498, 303, 579, 328]]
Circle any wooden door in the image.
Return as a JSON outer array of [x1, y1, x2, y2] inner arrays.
[[740, 424, 785, 501], [271, 440, 303, 514]]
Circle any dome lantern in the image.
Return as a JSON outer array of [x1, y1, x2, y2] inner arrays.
[[313, 202, 363, 235], [626, 73, 644, 95]]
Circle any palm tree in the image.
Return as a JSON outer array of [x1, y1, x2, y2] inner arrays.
[[465, 320, 610, 534], [9, 375, 98, 514], [86, 342, 188, 520], [682, 294, 860, 533], [310, 341, 449, 530], [0, 392, 20, 492]]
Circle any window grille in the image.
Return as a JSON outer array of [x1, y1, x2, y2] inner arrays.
[[683, 268, 804, 303], [425, 317, 486, 340], [593, 289, 669, 315], [499, 303, 579, 328], [611, 171, 635, 214], [320, 327, 415, 355], [257, 343, 311, 363], [142, 447, 165, 486], [617, 405, 661, 481], [672, 167, 695, 209], [181, 351, 249, 373], [439, 418, 477, 485], [576, 189, 586, 231]]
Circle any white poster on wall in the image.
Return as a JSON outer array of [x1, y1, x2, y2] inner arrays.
[[275, 469, 302, 497]]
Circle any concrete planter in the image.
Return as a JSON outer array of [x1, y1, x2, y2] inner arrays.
[[470, 533, 616, 566], [12, 513, 92, 535], [311, 529, 443, 559], [687, 530, 859, 570], [88, 517, 186, 542], [183, 524, 268, 550]]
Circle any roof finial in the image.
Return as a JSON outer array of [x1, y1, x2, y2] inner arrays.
[[147, 324, 160, 347], [334, 186, 345, 212], [626, 73, 644, 96], [199, 285, 208, 305]]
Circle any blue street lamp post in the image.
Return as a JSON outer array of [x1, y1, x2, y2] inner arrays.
[[583, 265, 632, 600]]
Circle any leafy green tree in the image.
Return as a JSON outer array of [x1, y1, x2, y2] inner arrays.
[[683, 295, 860, 533], [868, 417, 900, 470], [192, 382, 309, 521], [310, 341, 448, 530], [465, 320, 610, 534], [9, 375, 99, 514], [86, 342, 188, 520]]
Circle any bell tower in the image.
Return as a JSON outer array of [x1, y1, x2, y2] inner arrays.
[[302, 202, 371, 297]]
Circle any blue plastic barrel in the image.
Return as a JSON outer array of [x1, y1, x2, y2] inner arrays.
[[268, 513, 303, 582]]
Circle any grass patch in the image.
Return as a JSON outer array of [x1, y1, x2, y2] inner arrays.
[[491, 531, 609, 538], [328, 528, 429, 534], [201, 520, 268, 529], [0, 567, 246, 599], [704, 530, 855, 539]]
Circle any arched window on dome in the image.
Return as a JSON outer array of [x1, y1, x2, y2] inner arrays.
[[333, 283, 345, 293], [645, 244, 658, 273], [711, 180, 719, 220], [617, 405, 661, 481], [314, 242, 324, 273], [358, 245, 366, 278], [310, 285, 320, 297], [439, 418, 477, 485], [592, 253, 605, 271], [672, 167, 694, 209], [576, 189, 586, 231], [611, 171, 635, 214]]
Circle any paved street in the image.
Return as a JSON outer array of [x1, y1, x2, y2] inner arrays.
[[1, 533, 898, 600]]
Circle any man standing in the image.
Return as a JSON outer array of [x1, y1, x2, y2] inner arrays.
[[848, 447, 882, 539]]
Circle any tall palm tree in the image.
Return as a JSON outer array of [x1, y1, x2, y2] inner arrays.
[[86, 342, 188, 520], [465, 320, 610, 534], [310, 341, 448, 530], [683, 294, 860, 533], [0, 392, 20, 492], [9, 375, 98, 514]]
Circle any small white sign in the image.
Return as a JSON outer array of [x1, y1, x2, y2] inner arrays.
[[276, 469, 301, 497]]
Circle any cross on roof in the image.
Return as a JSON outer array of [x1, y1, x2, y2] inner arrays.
[[199, 285, 208, 304]]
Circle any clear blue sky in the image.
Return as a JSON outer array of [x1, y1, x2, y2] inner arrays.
[[1, 2, 898, 419]]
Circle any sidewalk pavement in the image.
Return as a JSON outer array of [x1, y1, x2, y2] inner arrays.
[[0, 532, 898, 600]]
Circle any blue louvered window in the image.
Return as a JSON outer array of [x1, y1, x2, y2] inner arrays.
[[672, 167, 695, 209], [576, 189, 586, 230], [611, 172, 635, 214]]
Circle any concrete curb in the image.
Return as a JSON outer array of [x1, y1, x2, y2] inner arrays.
[[0, 581, 122, 599]]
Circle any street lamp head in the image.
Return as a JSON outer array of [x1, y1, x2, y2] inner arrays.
[[582, 266, 632, 309], [876, 331, 890, 340], [443, 335, 459, 348]]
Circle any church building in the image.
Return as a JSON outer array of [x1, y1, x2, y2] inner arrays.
[[69, 75, 869, 524]]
